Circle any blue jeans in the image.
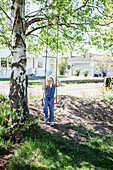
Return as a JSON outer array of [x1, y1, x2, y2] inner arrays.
[[44, 97, 54, 122]]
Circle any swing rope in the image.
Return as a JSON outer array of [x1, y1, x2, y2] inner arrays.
[[44, 27, 48, 94], [41, 9, 59, 106], [41, 1, 49, 105], [55, 22, 59, 102], [44, 0, 49, 97]]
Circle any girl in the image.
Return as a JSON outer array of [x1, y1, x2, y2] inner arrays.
[[42, 76, 61, 126]]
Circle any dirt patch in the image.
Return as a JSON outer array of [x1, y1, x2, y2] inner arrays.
[[0, 146, 14, 168], [29, 95, 113, 145]]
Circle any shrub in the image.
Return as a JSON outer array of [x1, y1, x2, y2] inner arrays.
[[0, 101, 10, 131], [75, 67, 80, 76], [82, 69, 89, 77], [0, 94, 7, 102], [58, 58, 68, 75], [67, 65, 71, 70], [0, 95, 23, 135]]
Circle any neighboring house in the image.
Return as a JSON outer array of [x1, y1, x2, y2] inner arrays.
[[26, 51, 56, 77], [0, 48, 56, 79], [67, 53, 113, 77], [0, 48, 12, 79]]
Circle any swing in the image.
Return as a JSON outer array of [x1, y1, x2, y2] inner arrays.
[[41, 24, 59, 107], [41, 98, 57, 107]]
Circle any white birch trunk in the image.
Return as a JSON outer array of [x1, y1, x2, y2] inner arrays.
[[9, 0, 29, 120]]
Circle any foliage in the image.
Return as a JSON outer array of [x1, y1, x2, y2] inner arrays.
[[75, 67, 80, 76], [58, 57, 68, 75], [91, 55, 113, 77], [99, 3, 113, 57], [0, 94, 8, 102], [0, 95, 10, 135], [81, 69, 89, 77], [97, 84, 111, 96], [0, 0, 113, 54], [0, 102, 10, 135], [67, 65, 71, 70], [0, 95, 23, 136]]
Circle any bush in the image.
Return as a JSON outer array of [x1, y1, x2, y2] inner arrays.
[[0, 94, 7, 102], [58, 58, 68, 75], [0, 95, 23, 136], [75, 67, 80, 76], [82, 69, 89, 77], [0, 102, 10, 133], [67, 65, 71, 70]]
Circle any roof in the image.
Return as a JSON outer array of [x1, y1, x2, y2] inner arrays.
[[68, 53, 103, 63]]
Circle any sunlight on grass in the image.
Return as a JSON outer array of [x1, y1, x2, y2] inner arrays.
[[5, 115, 112, 170]]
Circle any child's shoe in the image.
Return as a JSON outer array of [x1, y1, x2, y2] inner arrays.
[[50, 122, 54, 126], [45, 118, 48, 123]]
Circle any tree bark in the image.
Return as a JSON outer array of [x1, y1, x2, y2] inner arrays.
[[9, 0, 29, 120]]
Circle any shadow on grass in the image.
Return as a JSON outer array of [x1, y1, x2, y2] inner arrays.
[[6, 115, 113, 170]]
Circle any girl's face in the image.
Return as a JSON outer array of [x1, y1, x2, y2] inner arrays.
[[47, 78, 54, 87]]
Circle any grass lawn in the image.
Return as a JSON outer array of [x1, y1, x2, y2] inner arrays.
[[0, 114, 113, 170]]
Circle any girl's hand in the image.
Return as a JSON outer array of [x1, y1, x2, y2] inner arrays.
[[56, 76, 58, 81], [42, 79, 47, 90]]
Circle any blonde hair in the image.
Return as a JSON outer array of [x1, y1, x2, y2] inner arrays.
[[47, 77, 54, 85]]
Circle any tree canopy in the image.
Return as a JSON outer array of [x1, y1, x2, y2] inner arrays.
[[0, 0, 113, 55], [0, 0, 113, 120]]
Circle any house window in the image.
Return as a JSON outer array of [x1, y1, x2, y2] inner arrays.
[[38, 60, 43, 68], [1, 58, 7, 67]]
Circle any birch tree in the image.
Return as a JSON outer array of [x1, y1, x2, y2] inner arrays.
[[0, 0, 112, 121]]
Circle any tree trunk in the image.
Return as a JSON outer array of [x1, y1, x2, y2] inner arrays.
[[9, 0, 29, 120]]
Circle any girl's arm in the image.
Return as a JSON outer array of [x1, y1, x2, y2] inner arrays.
[[42, 79, 47, 90], [56, 77, 62, 87]]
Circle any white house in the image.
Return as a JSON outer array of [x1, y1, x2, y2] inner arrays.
[[26, 51, 57, 77], [0, 48, 57, 79], [67, 53, 113, 77], [0, 48, 12, 78]]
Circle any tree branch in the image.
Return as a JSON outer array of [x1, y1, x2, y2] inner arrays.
[[51, 24, 75, 40], [26, 25, 48, 37], [26, 20, 91, 37], [0, 6, 12, 22], [26, 17, 46, 29], [25, 6, 49, 18], [98, 21, 113, 26], [76, 0, 90, 11], [0, 35, 12, 52], [30, 34, 56, 53], [86, 5, 113, 18]]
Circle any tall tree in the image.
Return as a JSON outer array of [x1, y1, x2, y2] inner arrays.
[[0, 0, 112, 120]]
